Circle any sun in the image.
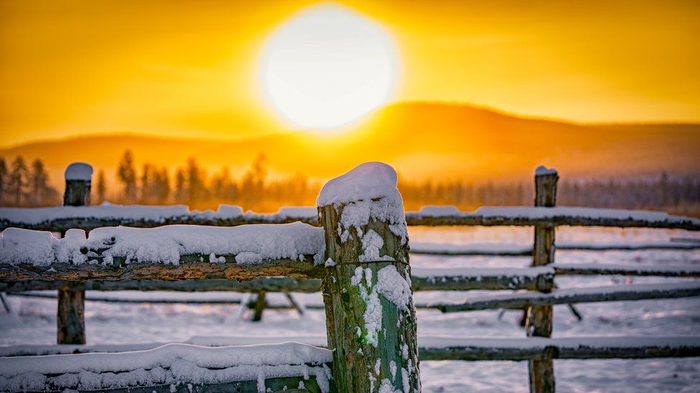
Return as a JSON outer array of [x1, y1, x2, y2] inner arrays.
[[259, 4, 399, 130]]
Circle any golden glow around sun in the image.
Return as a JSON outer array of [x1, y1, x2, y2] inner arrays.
[[259, 4, 399, 130]]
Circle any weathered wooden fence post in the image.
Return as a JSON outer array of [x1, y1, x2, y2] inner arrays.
[[57, 162, 92, 345], [318, 162, 421, 392], [63, 163, 92, 207], [252, 291, 267, 322], [527, 165, 558, 392]]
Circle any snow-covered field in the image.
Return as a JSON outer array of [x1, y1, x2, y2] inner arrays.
[[1, 226, 698, 392]]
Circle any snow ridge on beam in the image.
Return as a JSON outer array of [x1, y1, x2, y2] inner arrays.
[[431, 282, 700, 312], [419, 336, 700, 361]]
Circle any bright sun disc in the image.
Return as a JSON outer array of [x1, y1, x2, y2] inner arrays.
[[259, 4, 399, 130]]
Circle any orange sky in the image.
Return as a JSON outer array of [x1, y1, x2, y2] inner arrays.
[[1, 0, 699, 147]]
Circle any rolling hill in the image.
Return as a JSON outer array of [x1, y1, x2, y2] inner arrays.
[[1, 102, 698, 187]]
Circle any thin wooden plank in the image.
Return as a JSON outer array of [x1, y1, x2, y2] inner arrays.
[[431, 282, 700, 313], [0, 259, 326, 292], [419, 336, 700, 361]]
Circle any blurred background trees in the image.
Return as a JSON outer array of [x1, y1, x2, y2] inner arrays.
[[0, 156, 60, 207], [0, 151, 698, 217]]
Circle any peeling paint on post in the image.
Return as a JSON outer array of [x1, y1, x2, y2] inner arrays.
[[527, 166, 558, 393], [58, 162, 93, 344], [318, 163, 420, 392]]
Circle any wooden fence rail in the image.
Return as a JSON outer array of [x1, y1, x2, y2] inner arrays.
[[0, 259, 325, 287], [553, 264, 700, 277], [2, 335, 697, 361], [4, 264, 700, 294], [419, 336, 700, 361], [431, 282, 700, 312], [2, 207, 699, 232], [1, 277, 323, 293], [4, 336, 698, 392], [410, 241, 700, 256], [405, 213, 700, 230], [0, 267, 551, 292], [0, 342, 333, 393]]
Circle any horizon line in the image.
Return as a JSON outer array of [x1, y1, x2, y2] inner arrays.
[[2, 99, 699, 150]]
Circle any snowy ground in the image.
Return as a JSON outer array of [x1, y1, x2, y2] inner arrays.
[[1, 226, 699, 392]]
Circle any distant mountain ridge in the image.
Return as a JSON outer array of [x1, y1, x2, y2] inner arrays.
[[1, 102, 698, 187]]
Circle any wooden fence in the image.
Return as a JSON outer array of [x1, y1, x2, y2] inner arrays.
[[1, 162, 699, 392]]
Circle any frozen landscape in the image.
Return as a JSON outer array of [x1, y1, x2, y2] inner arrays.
[[3, 0, 699, 390], [1, 225, 698, 392]]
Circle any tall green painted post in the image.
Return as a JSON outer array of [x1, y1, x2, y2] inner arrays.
[[318, 162, 421, 392]]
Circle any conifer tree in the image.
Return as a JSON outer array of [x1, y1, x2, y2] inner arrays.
[[96, 169, 107, 204], [8, 156, 28, 206], [117, 150, 137, 202]]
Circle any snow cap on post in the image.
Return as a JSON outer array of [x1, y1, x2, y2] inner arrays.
[[63, 162, 93, 207], [64, 162, 94, 182], [317, 162, 400, 206], [317, 162, 407, 246], [535, 165, 557, 177]]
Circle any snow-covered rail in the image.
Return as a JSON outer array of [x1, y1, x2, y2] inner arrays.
[[0, 259, 325, 292], [0, 223, 325, 266], [410, 240, 700, 256], [0, 223, 327, 292], [2, 267, 551, 293], [430, 282, 700, 312], [2, 277, 324, 294], [7, 261, 698, 295], [411, 267, 553, 291], [406, 206, 700, 230], [419, 336, 700, 361], [0, 205, 320, 232], [3, 335, 697, 362], [0, 342, 332, 392], [553, 263, 700, 277], [1, 205, 699, 232]]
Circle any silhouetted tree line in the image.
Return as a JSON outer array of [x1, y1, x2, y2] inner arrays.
[[557, 173, 700, 216], [399, 178, 530, 212], [0, 156, 60, 207], [398, 174, 700, 216], [1, 152, 699, 216], [114, 150, 316, 211]]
